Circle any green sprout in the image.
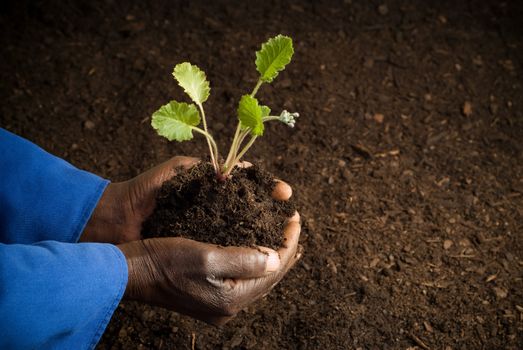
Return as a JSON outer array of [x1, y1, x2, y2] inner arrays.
[[151, 34, 298, 179]]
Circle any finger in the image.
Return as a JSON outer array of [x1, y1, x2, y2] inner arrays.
[[259, 252, 301, 297], [281, 221, 300, 252], [206, 246, 280, 279], [278, 211, 301, 261], [167, 302, 234, 327], [261, 244, 304, 298], [168, 156, 200, 174], [274, 243, 303, 283], [230, 237, 303, 305], [283, 244, 304, 274], [286, 211, 300, 224], [271, 180, 292, 201], [142, 156, 200, 189], [230, 243, 303, 305]]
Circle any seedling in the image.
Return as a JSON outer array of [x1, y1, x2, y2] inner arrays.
[[151, 34, 299, 179]]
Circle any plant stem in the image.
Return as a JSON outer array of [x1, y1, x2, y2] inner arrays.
[[197, 103, 219, 172], [222, 115, 283, 173], [222, 123, 242, 172], [223, 127, 251, 172], [225, 135, 257, 176], [251, 79, 263, 97], [262, 116, 280, 122], [222, 79, 264, 175], [191, 126, 219, 168], [236, 128, 250, 148]]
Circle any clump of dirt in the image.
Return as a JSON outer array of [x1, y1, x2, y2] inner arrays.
[[142, 163, 295, 249]]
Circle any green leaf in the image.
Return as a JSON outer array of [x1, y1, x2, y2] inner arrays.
[[255, 35, 294, 83], [151, 101, 200, 142], [261, 105, 271, 118], [172, 62, 210, 105], [238, 95, 265, 136]]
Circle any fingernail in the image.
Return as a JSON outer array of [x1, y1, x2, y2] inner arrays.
[[185, 157, 200, 167], [272, 181, 292, 201], [266, 250, 280, 272]]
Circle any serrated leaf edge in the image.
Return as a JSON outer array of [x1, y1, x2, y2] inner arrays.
[[172, 62, 211, 105], [255, 34, 294, 83]]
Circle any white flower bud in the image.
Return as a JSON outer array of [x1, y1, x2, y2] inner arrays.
[[279, 110, 299, 127]]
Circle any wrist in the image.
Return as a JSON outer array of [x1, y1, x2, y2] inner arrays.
[[117, 240, 156, 302], [81, 182, 132, 243]]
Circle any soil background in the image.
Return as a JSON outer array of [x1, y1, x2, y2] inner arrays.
[[1, 0, 522, 349]]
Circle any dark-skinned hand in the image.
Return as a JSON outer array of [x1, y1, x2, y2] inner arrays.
[[81, 156, 199, 244], [117, 180, 302, 326]]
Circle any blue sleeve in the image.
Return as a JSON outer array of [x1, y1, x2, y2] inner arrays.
[[0, 129, 128, 349], [0, 241, 128, 349], [0, 128, 109, 244]]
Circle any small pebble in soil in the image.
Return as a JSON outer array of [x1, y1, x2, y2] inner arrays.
[[378, 4, 388, 15], [84, 120, 95, 130], [493, 286, 508, 299], [373, 113, 384, 123], [462, 101, 473, 116]]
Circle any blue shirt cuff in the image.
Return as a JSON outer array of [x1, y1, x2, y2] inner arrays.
[[0, 241, 128, 349]]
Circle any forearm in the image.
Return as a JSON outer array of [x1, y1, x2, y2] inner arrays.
[[81, 182, 135, 244]]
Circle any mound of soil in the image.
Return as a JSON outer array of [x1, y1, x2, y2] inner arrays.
[[142, 163, 294, 249]]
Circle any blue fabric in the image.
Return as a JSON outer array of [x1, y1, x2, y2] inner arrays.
[[0, 128, 109, 244], [0, 242, 127, 349], [0, 128, 128, 349]]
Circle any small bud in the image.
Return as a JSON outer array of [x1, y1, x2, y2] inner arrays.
[[279, 110, 299, 127]]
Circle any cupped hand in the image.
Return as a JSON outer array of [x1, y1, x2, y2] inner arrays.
[[117, 180, 302, 325], [81, 156, 199, 244]]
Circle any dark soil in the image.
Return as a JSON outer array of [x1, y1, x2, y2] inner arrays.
[[142, 163, 294, 249], [1, 0, 522, 349]]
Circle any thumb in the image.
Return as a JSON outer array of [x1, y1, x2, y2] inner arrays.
[[206, 246, 280, 279]]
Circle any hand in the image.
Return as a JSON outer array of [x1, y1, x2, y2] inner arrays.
[[116, 181, 302, 325], [80, 156, 200, 244]]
